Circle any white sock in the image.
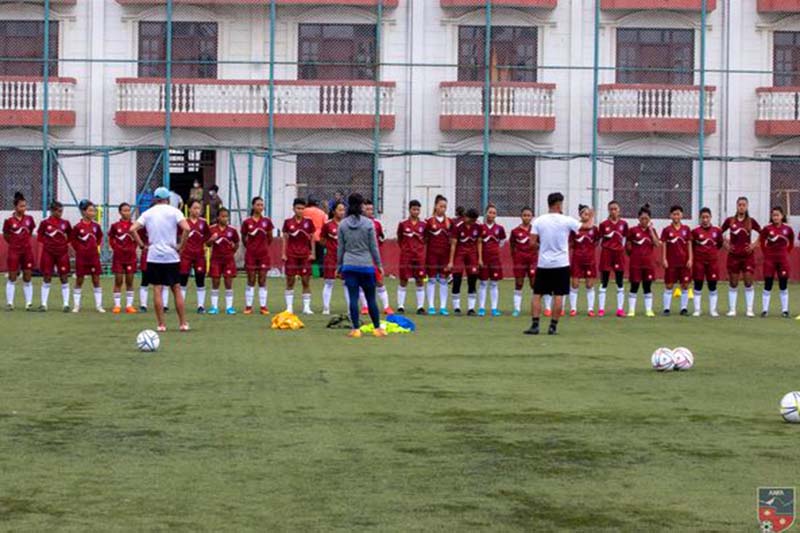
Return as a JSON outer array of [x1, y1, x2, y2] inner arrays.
[[616, 287, 625, 311], [415, 284, 425, 310], [728, 287, 738, 313], [762, 290, 771, 313], [303, 293, 311, 312], [780, 289, 789, 313], [587, 286, 596, 312], [197, 286, 206, 308], [41, 282, 51, 306], [94, 287, 103, 308], [467, 293, 476, 311], [478, 281, 488, 310], [397, 286, 407, 309], [644, 293, 653, 313], [438, 278, 449, 309], [452, 294, 461, 310], [211, 289, 220, 309], [745, 286, 755, 313], [73, 288, 81, 308], [285, 290, 294, 313], [323, 280, 334, 311], [245, 285, 254, 307], [662, 290, 672, 312], [161, 286, 169, 307], [513, 289, 523, 313], [139, 286, 148, 308], [22, 281, 32, 306], [5, 280, 15, 306], [544, 294, 552, 312], [180, 286, 187, 300], [114, 291, 121, 308], [569, 288, 579, 312], [377, 286, 389, 309], [694, 294, 702, 313], [598, 286, 607, 311], [259, 287, 267, 308], [680, 290, 689, 311], [709, 290, 719, 313], [489, 281, 499, 311], [426, 280, 436, 309], [126, 291, 134, 307], [61, 283, 70, 307], [628, 293, 637, 313], [225, 289, 233, 309]]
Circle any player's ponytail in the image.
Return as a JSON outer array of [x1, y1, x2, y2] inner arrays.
[[13, 191, 25, 207]]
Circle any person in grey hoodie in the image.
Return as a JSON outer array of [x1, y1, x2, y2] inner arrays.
[[337, 193, 385, 337]]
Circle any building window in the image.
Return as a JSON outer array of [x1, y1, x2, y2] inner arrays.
[[613, 157, 692, 219], [456, 155, 535, 213], [0, 21, 58, 77], [138, 22, 218, 79], [770, 158, 800, 216], [298, 24, 377, 81], [774, 32, 800, 87], [296, 153, 374, 207], [458, 26, 537, 83], [616, 28, 693, 85], [0, 149, 56, 210]]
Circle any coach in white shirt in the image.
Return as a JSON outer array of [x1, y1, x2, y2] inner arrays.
[[131, 187, 191, 332], [524, 192, 582, 336]]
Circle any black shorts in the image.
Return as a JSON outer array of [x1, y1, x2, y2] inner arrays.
[[146, 262, 180, 287], [533, 266, 570, 296]]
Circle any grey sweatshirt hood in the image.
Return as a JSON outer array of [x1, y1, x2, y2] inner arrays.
[[337, 214, 383, 271]]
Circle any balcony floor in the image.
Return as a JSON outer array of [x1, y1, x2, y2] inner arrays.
[[115, 111, 394, 130], [598, 117, 716, 135], [440, 115, 555, 132], [0, 110, 75, 128]]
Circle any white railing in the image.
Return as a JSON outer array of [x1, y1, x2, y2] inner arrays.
[[598, 84, 715, 120], [440, 82, 556, 117], [0, 77, 75, 112], [117, 79, 395, 116], [757, 88, 800, 121]]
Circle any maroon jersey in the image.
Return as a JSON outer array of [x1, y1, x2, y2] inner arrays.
[[661, 224, 692, 266], [108, 219, 137, 262], [71, 220, 103, 260], [183, 218, 210, 257], [599, 219, 628, 252], [282, 217, 314, 259], [722, 216, 761, 255], [692, 226, 723, 259], [760, 223, 795, 256], [37, 216, 71, 255], [480, 223, 507, 257], [3, 214, 35, 251], [397, 218, 426, 257], [372, 218, 385, 258], [425, 216, 452, 255], [320, 220, 340, 258], [241, 216, 274, 254], [627, 225, 656, 262], [453, 222, 482, 253], [510, 225, 535, 258], [209, 224, 240, 260], [571, 225, 599, 262]]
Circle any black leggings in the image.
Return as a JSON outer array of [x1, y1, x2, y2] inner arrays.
[[179, 272, 206, 288], [452, 274, 477, 295], [629, 280, 652, 294], [764, 277, 788, 292], [601, 270, 624, 288], [694, 280, 718, 292]]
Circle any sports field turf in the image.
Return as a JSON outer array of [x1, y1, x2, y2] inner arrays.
[[1, 278, 797, 531]]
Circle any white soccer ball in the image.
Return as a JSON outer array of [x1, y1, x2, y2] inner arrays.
[[651, 347, 675, 372], [136, 329, 160, 352], [780, 391, 800, 423], [672, 347, 694, 371]]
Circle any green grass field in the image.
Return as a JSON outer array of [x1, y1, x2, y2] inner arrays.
[[1, 278, 798, 531]]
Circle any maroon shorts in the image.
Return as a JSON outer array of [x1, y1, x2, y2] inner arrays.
[[285, 256, 311, 278], [762, 254, 790, 279], [323, 256, 339, 280], [6, 247, 34, 274], [570, 256, 597, 280], [727, 253, 756, 275], [479, 255, 503, 281], [512, 254, 537, 281], [40, 249, 70, 276], [210, 257, 237, 279], [180, 253, 207, 275], [245, 249, 271, 271], [664, 266, 691, 286], [600, 248, 625, 273], [399, 253, 426, 282], [426, 249, 450, 277], [629, 260, 655, 284], [111, 253, 138, 275], [75, 257, 102, 277], [453, 249, 480, 276], [693, 256, 720, 282]]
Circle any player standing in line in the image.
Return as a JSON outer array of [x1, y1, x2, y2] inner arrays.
[[759, 206, 794, 318], [320, 201, 346, 315], [509, 207, 537, 317], [282, 198, 315, 315], [425, 195, 452, 315], [361, 199, 392, 314], [598, 200, 629, 317], [478, 204, 506, 317], [108, 203, 138, 314], [37, 200, 72, 312], [721, 197, 760, 317], [3, 192, 35, 310], [70, 199, 105, 313], [179, 199, 210, 313], [448, 208, 482, 316], [396, 199, 427, 315], [137, 227, 150, 311], [660, 205, 693, 316], [242, 196, 274, 315], [691, 207, 723, 317], [207, 207, 239, 315], [625, 204, 660, 318], [569, 205, 600, 317]]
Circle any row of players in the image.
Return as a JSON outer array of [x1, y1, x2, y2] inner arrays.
[[2, 192, 794, 318]]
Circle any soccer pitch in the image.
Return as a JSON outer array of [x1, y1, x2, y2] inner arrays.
[[1, 278, 797, 531]]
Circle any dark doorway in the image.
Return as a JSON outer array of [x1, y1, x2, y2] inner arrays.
[[169, 149, 215, 204]]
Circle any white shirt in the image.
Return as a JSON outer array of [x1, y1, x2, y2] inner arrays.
[[136, 203, 186, 263], [169, 191, 183, 209], [532, 212, 581, 269]]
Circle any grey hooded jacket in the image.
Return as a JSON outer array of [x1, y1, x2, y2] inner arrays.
[[337, 215, 383, 272]]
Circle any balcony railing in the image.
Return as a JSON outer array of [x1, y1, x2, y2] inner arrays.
[[116, 0, 398, 6], [441, 0, 557, 7], [439, 81, 556, 131], [598, 84, 716, 134], [757, 0, 800, 11], [756, 87, 800, 136], [600, 0, 716, 10], [0, 76, 76, 127], [115, 78, 396, 130]]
